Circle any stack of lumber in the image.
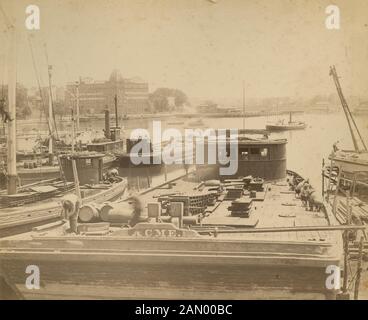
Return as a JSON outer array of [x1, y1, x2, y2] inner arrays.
[[162, 193, 218, 215], [228, 198, 252, 217], [225, 187, 243, 200]]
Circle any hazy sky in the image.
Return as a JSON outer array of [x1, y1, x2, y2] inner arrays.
[[1, 0, 368, 100]]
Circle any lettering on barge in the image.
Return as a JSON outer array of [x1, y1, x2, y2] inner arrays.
[[112, 223, 199, 238], [128, 228, 184, 238]]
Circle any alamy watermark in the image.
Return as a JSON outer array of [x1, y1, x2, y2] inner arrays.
[[325, 5, 340, 30], [25, 264, 40, 290], [325, 265, 341, 290], [25, 5, 40, 30], [24, 4, 340, 31], [129, 121, 238, 176]]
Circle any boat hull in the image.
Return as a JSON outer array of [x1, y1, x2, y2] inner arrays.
[[266, 124, 306, 131], [0, 179, 127, 235], [329, 155, 368, 173], [0, 237, 341, 300], [18, 168, 60, 186]]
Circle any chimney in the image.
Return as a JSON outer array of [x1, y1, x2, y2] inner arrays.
[[105, 108, 110, 139]]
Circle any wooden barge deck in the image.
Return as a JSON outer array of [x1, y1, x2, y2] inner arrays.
[[0, 171, 347, 300]]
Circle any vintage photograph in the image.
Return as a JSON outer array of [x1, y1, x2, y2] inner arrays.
[[0, 0, 367, 301]]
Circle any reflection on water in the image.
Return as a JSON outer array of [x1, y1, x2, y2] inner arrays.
[[15, 112, 368, 193]]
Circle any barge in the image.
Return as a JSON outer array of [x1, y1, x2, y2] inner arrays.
[[0, 133, 348, 300]]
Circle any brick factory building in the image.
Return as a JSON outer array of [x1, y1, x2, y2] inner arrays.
[[65, 69, 150, 115]]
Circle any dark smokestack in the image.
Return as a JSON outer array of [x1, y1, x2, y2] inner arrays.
[[105, 108, 110, 139], [114, 94, 119, 128]]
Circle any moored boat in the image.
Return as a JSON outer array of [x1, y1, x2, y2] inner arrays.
[[328, 66, 368, 175], [0, 152, 127, 235], [0, 131, 354, 300], [266, 121, 307, 131], [266, 113, 306, 131], [0, 167, 347, 300]]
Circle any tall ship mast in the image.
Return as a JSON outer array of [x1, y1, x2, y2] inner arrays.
[[328, 66, 368, 174], [3, 7, 17, 195]]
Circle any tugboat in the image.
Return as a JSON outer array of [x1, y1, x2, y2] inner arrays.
[[86, 109, 124, 168], [0, 131, 357, 300], [266, 113, 306, 131], [1, 108, 124, 188]]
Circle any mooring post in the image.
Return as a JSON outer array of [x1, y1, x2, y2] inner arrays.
[[342, 191, 351, 295], [354, 236, 364, 300], [146, 167, 150, 188], [71, 158, 82, 201]]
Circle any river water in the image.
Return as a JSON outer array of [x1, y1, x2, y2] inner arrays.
[[16, 111, 368, 193]]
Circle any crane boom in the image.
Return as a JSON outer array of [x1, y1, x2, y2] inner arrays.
[[329, 65, 367, 152]]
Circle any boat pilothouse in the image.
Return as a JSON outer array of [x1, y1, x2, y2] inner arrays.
[[196, 130, 287, 181]]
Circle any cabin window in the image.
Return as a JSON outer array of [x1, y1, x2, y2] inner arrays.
[[85, 159, 92, 167], [240, 151, 248, 160], [250, 148, 260, 155], [260, 148, 268, 157]]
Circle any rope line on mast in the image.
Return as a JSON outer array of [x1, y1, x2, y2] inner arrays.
[[27, 34, 51, 136], [329, 65, 367, 152]]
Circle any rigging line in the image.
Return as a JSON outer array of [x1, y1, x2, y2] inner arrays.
[[344, 96, 367, 151], [0, 59, 4, 132], [331, 68, 359, 150], [330, 66, 367, 151], [27, 34, 51, 135], [0, 53, 5, 98], [339, 80, 367, 150], [0, 3, 14, 32], [43, 42, 59, 139]]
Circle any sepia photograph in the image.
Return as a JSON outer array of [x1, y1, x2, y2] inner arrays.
[[0, 0, 367, 303]]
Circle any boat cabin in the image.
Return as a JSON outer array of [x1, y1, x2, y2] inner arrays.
[[126, 138, 153, 154], [87, 126, 123, 153], [59, 153, 104, 185], [197, 134, 287, 181]]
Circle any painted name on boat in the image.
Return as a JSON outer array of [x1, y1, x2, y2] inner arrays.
[[128, 228, 184, 238], [112, 222, 199, 238]]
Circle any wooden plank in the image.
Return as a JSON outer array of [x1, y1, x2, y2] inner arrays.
[[32, 221, 65, 232]]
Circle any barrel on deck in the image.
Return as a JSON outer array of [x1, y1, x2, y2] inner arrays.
[[99, 202, 114, 222], [79, 204, 101, 223], [99, 202, 133, 223]]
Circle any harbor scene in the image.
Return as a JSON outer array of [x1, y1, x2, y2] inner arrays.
[[1, 0, 368, 301]]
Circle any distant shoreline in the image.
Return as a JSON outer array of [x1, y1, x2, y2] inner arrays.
[[18, 109, 310, 124]]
